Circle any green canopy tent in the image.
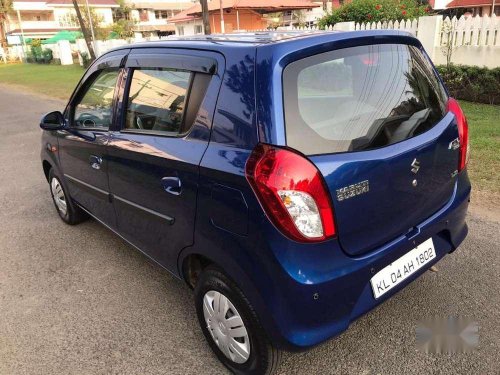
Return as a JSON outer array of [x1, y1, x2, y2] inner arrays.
[[42, 30, 83, 44]]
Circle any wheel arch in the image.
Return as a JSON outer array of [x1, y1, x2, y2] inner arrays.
[[181, 252, 215, 289], [42, 159, 52, 182]]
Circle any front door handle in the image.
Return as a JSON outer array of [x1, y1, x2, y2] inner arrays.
[[89, 155, 102, 170], [161, 176, 182, 196]]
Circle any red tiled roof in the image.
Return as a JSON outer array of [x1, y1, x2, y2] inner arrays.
[[169, 8, 195, 22], [170, 0, 319, 22], [445, 0, 494, 7], [46, 0, 118, 5]]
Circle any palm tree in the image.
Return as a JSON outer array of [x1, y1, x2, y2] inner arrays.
[[71, 0, 95, 60], [0, 0, 12, 48], [199, 0, 210, 34]]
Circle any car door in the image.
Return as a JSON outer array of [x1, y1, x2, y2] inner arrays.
[[58, 50, 129, 228], [107, 48, 223, 272]]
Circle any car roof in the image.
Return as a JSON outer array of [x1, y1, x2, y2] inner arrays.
[[159, 31, 333, 44], [107, 30, 417, 56]]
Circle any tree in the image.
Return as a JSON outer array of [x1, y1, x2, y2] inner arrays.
[[110, 0, 135, 39], [114, 0, 133, 20], [199, 0, 211, 34], [110, 19, 135, 39], [69, 5, 107, 39], [71, 0, 95, 60], [0, 0, 12, 48], [441, 19, 457, 69], [318, 0, 431, 27], [293, 10, 306, 26]]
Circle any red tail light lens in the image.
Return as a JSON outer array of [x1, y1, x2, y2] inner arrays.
[[447, 98, 470, 172], [245, 144, 336, 243]]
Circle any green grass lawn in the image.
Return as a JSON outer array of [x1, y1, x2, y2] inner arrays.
[[0, 63, 498, 192], [461, 101, 500, 193], [0, 63, 84, 100]]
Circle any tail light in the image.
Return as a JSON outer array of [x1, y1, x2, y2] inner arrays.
[[245, 143, 336, 243], [447, 98, 470, 171]]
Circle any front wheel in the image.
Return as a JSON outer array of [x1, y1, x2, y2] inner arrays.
[[48, 168, 87, 225], [194, 266, 281, 375]]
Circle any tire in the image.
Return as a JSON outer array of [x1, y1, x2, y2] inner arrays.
[[194, 266, 281, 375], [48, 168, 88, 225]]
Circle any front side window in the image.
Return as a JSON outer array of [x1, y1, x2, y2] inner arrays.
[[73, 69, 119, 129], [283, 44, 448, 155], [124, 68, 191, 134]]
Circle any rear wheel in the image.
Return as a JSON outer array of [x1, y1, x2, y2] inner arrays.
[[48, 168, 87, 225], [194, 266, 281, 375]]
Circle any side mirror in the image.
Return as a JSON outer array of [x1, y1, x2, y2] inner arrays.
[[40, 111, 66, 131]]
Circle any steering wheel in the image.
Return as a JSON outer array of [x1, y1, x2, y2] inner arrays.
[[77, 113, 102, 128]]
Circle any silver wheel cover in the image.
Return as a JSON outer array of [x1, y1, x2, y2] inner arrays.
[[203, 290, 251, 364], [51, 177, 67, 216]]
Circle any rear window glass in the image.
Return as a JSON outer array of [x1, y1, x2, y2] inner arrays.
[[283, 44, 448, 155]]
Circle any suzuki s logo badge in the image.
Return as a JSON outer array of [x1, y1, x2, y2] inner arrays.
[[411, 158, 421, 174], [449, 137, 460, 150]]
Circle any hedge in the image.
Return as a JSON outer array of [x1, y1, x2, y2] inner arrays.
[[318, 0, 430, 27], [436, 65, 500, 105]]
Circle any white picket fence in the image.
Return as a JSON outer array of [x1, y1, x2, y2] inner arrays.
[[354, 19, 419, 36], [328, 15, 499, 67], [440, 15, 499, 47]]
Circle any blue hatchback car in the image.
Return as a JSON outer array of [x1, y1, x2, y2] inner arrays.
[[40, 31, 471, 374]]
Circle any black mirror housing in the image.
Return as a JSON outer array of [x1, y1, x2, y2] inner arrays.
[[40, 111, 66, 131]]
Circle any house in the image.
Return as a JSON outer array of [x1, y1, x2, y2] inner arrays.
[[272, 1, 330, 27], [128, 0, 194, 37], [4, 0, 117, 43], [431, 0, 498, 16], [169, 0, 320, 36]]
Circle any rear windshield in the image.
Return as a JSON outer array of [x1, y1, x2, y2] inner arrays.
[[283, 44, 448, 155]]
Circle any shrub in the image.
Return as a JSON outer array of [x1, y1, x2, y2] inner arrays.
[[25, 51, 34, 63], [31, 46, 43, 63], [318, 0, 431, 27], [436, 65, 500, 105], [110, 19, 135, 39], [42, 49, 53, 64], [80, 52, 91, 68]]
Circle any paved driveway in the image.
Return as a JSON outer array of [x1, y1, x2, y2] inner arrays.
[[0, 85, 499, 375]]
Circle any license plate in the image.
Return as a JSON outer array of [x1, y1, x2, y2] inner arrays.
[[370, 238, 436, 299]]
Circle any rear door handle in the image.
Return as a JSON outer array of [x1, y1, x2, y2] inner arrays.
[[161, 176, 182, 196], [89, 155, 102, 170]]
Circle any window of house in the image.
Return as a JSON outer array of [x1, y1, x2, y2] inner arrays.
[[195, 25, 203, 34], [73, 70, 119, 129], [155, 10, 169, 19], [139, 9, 149, 22], [177, 26, 184, 35]]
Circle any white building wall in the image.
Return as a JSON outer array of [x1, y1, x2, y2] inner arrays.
[[304, 2, 331, 24], [432, 0, 451, 10], [175, 19, 204, 35], [94, 8, 114, 25]]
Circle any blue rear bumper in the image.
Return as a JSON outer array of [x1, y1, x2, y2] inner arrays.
[[265, 170, 470, 350]]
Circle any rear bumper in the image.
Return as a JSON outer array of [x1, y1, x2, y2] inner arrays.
[[266, 170, 471, 350]]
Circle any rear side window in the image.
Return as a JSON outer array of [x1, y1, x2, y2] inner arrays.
[[283, 44, 448, 155], [125, 68, 191, 134]]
